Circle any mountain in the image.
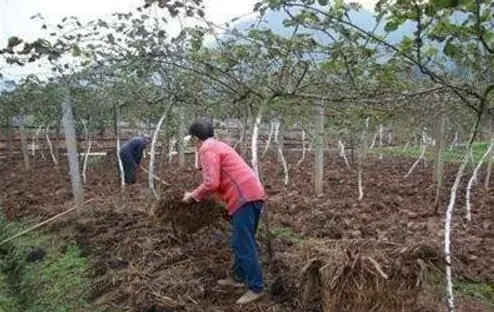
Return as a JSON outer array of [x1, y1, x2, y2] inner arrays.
[[219, 6, 464, 79]]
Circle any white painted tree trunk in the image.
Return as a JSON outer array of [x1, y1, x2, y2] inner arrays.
[[314, 100, 325, 195], [234, 122, 244, 150], [35, 125, 47, 160], [81, 119, 91, 185], [20, 121, 31, 171], [168, 136, 177, 163], [149, 112, 168, 199], [484, 119, 494, 188], [465, 138, 494, 222], [194, 147, 200, 169], [369, 131, 378, 149], [241, 117, 250, 155], [363, 117, 369, 156], [274, 121, 289, 185], [402, 141, 410, 152], [61, 92, 84, 204], [449, 132, 458, 150], [358, 118, 369, 200], [115, 106, 125, 189], [251, 106, 263, 177], [387, 128, 393, 145], [262, 120, 274, 158], [31, 125, 43, 157], [444, 149, 471, 312], [357, 150, 363, 201], [378, 124, 384, 159], [45, 125, 58, 167], [169, 138, 176, 162], [404, 146, 427, 178], [485, 154, 493, 188], [308, 137, 314, 152], [178, 105, 185, 168], [296, 129, 307, 166], [338, 140, 351, 169]]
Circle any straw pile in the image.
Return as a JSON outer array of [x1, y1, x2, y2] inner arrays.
[[150, 195, 227, 236], [287, 239, 441, 312], [74, 196, 234, 311]]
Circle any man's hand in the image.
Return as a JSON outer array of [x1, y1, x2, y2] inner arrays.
[[182, 192, 194, 203]]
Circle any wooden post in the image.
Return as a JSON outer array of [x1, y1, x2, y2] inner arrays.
[[314, 100, 325, 195], [433, 102, 446, 213], [61, 88, 84, 204]]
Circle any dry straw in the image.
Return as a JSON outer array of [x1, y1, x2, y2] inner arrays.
[[291, 239, 441, 312]]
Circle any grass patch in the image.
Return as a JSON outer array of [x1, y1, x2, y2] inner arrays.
[[271, 226, 305, 243], [372, 141, 491, 164], [0, 211, 108, 312], [455, 280, 494, 306], [0, 274, 18, 312]]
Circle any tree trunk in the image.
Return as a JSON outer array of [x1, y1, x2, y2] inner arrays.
[[81, 119, 91, 185], [363, 117, 369, 157], [465, 138, 494, 222], [405, 146, 427, 178], [357, 148, 364, 201], [296, 129, 307, 166], [160, 121, 169, 167], [31, 125, 43, 158], [150, 104, 173, 199], [46, 124, 59, 168], [178, 105, 185, 168], [314, 100, 325, 195], [251, 105, 264, 177], [262, 120, 274, 158], [234, 121, 245, 151], [274, 120, 289, 186], [242, 114, 250, 156], [19, 120, 31, 171], [484, 118, 494, 188], [358, 118, 369, 200], [433, 109, 447, 213], [61, 90, 84, 204], [378, 124, 384, 159], [55, 116, 62, 162], [150, 113, 168, 199], [3, 117, 14, 161], [114, 104, 125, 189], [444, 149, 470, 312]]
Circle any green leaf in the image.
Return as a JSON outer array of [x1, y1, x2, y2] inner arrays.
[[430, 0, 460, 10], [71, 44, 81, 57], [384, 20, 399, 32], [7, 36, 22, 49], [443, 39, 459, 58], [282, 19, 297, 27], [107, 33, 116, 44], [317, 0, 329, 5]]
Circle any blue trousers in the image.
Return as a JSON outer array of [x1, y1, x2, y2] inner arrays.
[[231, 201, 264, 293]]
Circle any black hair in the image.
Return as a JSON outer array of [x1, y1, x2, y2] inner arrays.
[[188, 119, 214, 141]]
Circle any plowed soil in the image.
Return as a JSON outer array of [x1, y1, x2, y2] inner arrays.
[[1, 150, 493, 312]]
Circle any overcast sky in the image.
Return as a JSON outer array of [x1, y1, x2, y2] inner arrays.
[[1, 0, 377, 81]]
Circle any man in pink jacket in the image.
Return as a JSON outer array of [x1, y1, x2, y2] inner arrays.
[[182, 119, 265, 304]]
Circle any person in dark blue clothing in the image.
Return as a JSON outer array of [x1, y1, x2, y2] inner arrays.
[[119, 136, 151, 184]]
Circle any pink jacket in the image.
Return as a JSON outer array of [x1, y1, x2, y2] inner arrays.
[[191, 138, 265, 215]]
